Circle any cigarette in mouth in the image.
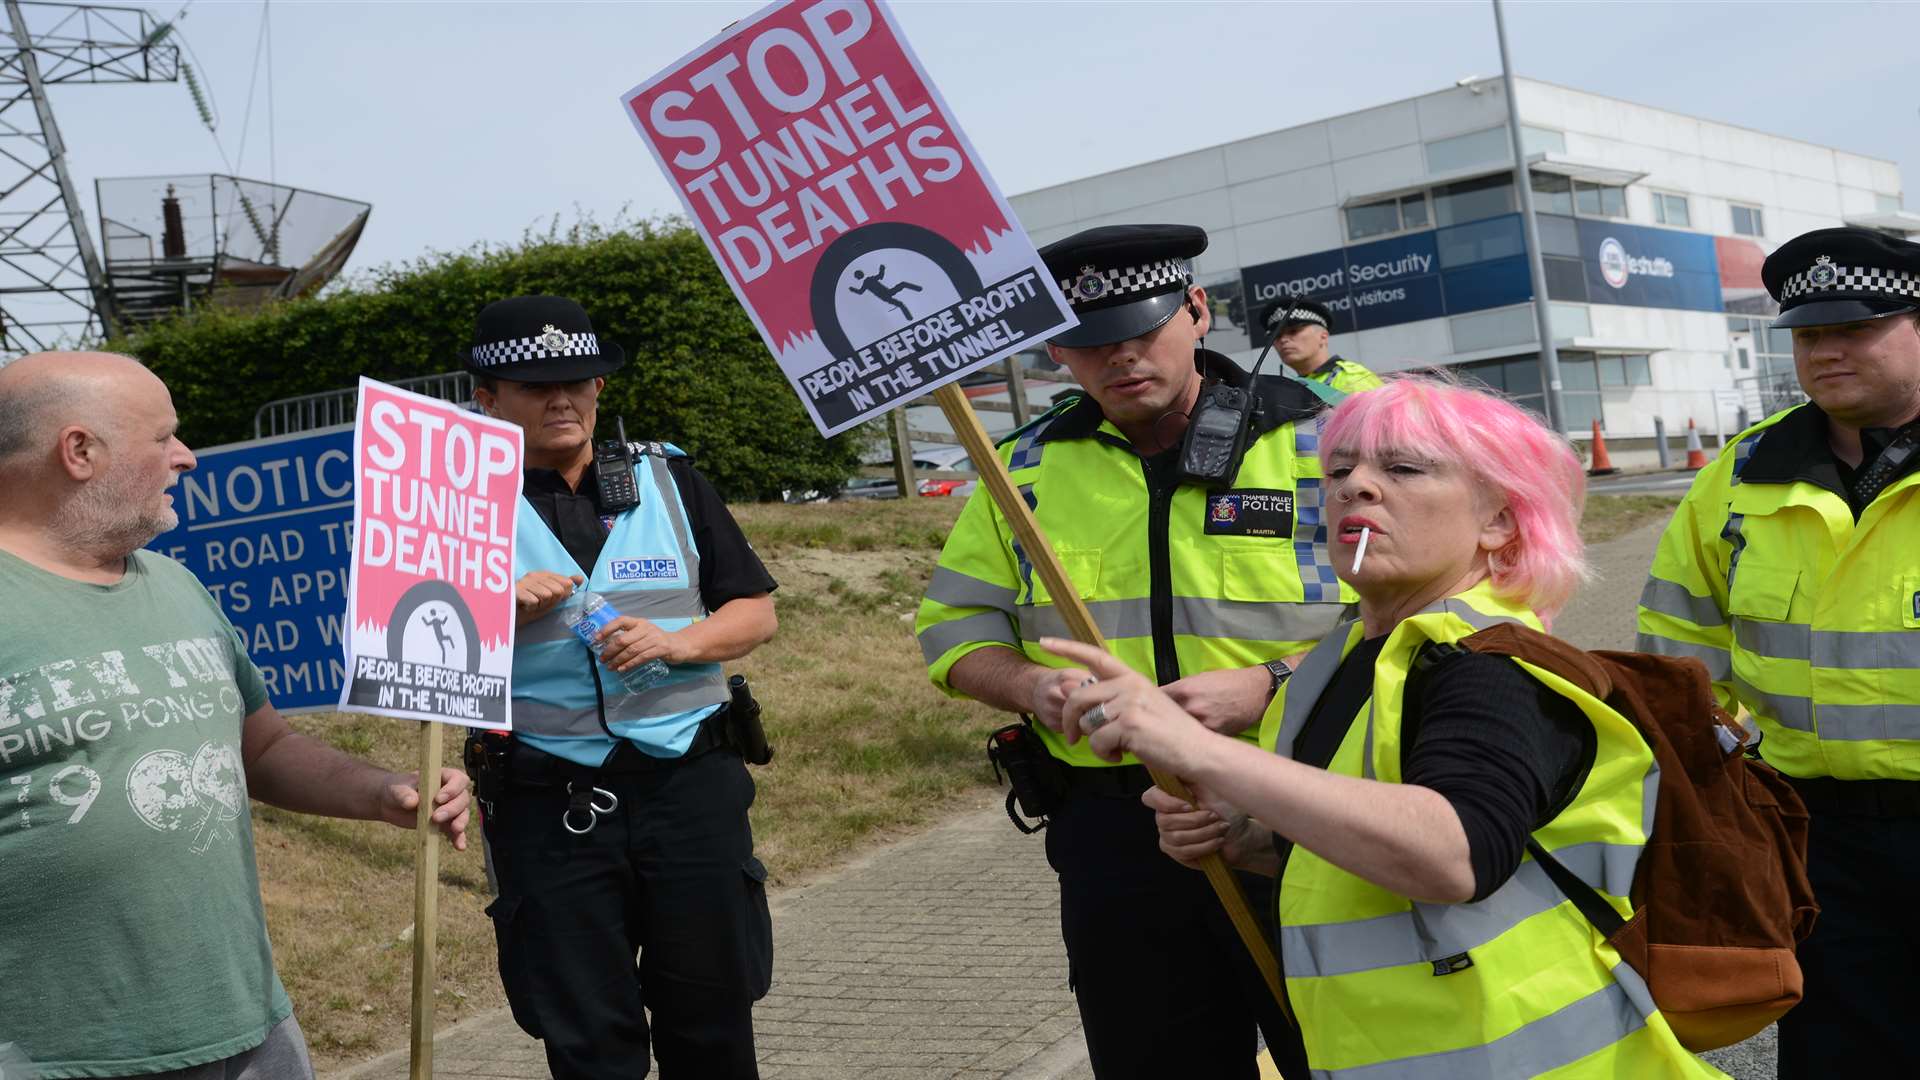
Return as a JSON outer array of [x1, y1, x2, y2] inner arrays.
[[1350, 527, 1370, 574]]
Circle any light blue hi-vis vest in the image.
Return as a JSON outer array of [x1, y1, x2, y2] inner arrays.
[[510, 448, 727, 767]]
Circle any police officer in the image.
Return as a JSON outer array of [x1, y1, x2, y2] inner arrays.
[[915, 225, 1349, 1079], [465, 295, 778, 1079], [1635, 227, 1920, 1079], [1259, 297, 1382, 394]]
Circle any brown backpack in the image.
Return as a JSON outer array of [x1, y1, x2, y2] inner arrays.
[[1417, 623, 1819, 1052]]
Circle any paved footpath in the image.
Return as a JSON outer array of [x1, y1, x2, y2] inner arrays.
[[337, 518, 1770, 1080]]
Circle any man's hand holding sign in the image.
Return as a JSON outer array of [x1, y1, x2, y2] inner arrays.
[[625, 4, 1325, 1076]]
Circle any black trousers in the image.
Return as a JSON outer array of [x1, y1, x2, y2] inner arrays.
[[1776, 810, 1920, 1079], [1044, 779, 1302, 1080], [483, 746, 772, 1080]]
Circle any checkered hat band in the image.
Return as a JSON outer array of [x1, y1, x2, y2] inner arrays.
[[1779, 264, 1920, 303], [1059, 259, 1187, 305], [1273, 309, 1328, 331], [470, 331, 602, 368]]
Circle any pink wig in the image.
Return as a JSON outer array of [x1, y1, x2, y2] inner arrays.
[[1319, 375, 1590, 620]]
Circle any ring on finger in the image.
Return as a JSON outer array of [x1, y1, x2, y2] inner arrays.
[[1080, 700, 1113, 731]]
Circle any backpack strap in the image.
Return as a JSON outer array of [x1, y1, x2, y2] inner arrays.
[[1410, 630, 1629, 940]]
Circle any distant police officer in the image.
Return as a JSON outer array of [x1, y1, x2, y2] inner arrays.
[[1635, 227, 1920, 1079], [916, 225, 1349, 1079], [465, 296, 778, 1080], [1260, 298, 1382, 394]]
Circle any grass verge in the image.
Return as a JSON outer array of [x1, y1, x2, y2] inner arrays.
[[1582, 493, 1684, 544]]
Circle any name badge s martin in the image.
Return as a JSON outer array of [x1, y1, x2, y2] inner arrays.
[[1204, 490, 1294, 537]]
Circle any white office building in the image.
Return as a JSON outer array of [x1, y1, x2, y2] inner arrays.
[[1009, 77, 1914, 443]]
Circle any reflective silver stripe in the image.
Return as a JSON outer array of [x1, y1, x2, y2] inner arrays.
[[1806, 702, 1920, 743], [918, 610, 1019, 665], [924, 567, 1018, 612], [1734, 675, 1814, 733], [1638, 577, 1726, 628], [650, 454, 703, 585], [1432, 597, 1518, 632], [1273, 624, 1359, 759], [514, 676, 728, 737], [518, 589, 709, 645], [1015, 596, 1349, 645], [1812, 629, 1920, 671], [606, 670, 728, 721], [1309, 974, 1649, 1080], [1282, 843, 1641, 979], [1635, 633, 1732, 682], [1173, 596, 1347, 643], [1735, 619, 1811, 663]]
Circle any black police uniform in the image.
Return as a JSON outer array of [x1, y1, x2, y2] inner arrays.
[[464, 295, 777, 1080]]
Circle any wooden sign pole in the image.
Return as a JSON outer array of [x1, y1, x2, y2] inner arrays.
[[929, 383, 1293, 1024], [409, 720, 444, 1079]]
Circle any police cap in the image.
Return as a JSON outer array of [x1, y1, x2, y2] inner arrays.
[[465, 295, 626, 382], [1039, 224, 1207, 348], [1261, 297, 1334, 337], [1763, 226, 1920, 329]]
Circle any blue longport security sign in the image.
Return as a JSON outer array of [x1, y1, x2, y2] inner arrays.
[[147, 426, 355, 713]]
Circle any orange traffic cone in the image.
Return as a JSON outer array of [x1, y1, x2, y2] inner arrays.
[[1683, 419, 1709, 470], [1587, 419, 1619, 476]]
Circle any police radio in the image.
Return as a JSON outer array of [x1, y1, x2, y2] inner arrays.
[[1179, 337, 1276, 490], [593, 416, 640, 514]]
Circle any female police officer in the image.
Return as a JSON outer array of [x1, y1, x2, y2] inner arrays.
[[466, 295, 777, 1079]]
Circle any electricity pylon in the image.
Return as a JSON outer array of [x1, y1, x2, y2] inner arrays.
[[0, 0, 177, 353]]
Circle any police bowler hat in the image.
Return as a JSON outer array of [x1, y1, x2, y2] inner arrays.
[[465, 295, 626, 382]]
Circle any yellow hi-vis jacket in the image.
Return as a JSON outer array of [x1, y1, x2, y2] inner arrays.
[[915, 361, 1352, 767], [1304, 355, 1384, 395], [1270, 583, 1722, 1078], [1636, 403, 1920, 781]]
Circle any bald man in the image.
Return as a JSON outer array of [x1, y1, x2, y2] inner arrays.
[[0, 353, 473, 1078]]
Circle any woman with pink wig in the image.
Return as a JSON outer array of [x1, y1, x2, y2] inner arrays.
[[1042, 376, 1722, 1079]]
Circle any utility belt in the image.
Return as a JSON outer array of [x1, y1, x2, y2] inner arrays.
[[1789, 775, 1920, 818], [987, 718, 1155, 833], [467, 675, 772, 833]]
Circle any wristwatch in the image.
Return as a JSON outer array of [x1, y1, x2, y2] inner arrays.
[[1263, 658, 1294, 696]]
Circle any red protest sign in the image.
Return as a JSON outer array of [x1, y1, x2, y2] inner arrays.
[[338, 379, 522, 729], [623, 0, 1075, 436]]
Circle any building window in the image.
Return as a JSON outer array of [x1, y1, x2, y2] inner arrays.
[[1531, 172, 1574, 216], [1521, 125, 1566, 156], [1434, 174, 1515, 227], [1345, 192, 1430, 241], [1426, 127, 1512, 174], [1574, 181, 1627, 219], [1731, 204, 1765, 237], [1624, 354, 1652, 384], [1543, 256, 1588, 301], [1652, 192, 1691, 228]]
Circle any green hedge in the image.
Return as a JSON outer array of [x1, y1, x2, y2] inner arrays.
[[111, 220, 871, 501]]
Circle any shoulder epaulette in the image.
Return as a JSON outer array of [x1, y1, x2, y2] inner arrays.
[[994, 391, 1087, 449], [1249, 375, 1327, 433]]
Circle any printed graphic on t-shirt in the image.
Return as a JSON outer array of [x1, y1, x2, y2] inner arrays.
[[1, 635, 246, 852]]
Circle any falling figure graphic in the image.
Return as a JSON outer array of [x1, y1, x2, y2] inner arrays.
[[849, 265, 923, 320], [423, 607, 456, 666]]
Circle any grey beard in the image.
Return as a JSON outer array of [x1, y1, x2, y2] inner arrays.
[[49, 481, 175, 560]]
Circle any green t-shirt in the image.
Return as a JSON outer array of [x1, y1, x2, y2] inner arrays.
[[0, 549, 289, 1077]]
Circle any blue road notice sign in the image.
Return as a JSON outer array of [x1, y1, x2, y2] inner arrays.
[[147, 426, 356, 713]]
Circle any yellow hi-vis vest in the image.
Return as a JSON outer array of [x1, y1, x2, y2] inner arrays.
[[914, 378, 1353, 767], [1270, 583, 1721, 1079], [1637, 403, 1920, 781], [1305, 356, 1384, 395]]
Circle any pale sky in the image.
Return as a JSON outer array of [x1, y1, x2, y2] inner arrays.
[[38, 1, 1920, 283]]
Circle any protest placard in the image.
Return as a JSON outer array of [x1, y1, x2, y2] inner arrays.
[[622, 0, 1075, 437], [337, 379, 522, 729]]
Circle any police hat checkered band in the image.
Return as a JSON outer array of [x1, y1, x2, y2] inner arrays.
[[1269, 306, 1328, 332], [1059, 258, 1188, 306], [470, 329, 602, 369], [1778, 257, 1920, 303]]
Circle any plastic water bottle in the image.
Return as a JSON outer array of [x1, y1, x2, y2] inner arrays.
[[564, 592, 671, 694]]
